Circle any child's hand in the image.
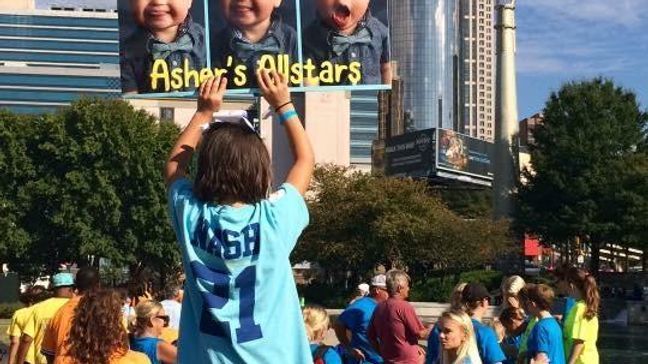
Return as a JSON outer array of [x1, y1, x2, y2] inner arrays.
[[257, 69, 291, 111], [197, 76, 228, 114]]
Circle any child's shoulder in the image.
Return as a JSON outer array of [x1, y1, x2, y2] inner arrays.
[[184, 17, 205, 39], [365, 15, 388, 37]]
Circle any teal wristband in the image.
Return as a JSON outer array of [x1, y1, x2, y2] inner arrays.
[[279, 109, 298, 124]]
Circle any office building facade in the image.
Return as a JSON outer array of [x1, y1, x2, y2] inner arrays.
[[459, 0, 496, 141], [388, 0, 459, 131], [388, 0, 496, 140]]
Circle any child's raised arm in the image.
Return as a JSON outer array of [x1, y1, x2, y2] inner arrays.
[[164, 76, 228, 186], [257, 70, 314, 195]]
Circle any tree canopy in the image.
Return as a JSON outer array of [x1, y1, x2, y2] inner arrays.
[[294, 165, 513, 284], [0, 99, 180, 280], [515, 78, 648, 271]]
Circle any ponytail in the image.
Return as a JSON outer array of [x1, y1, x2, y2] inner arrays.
[[567, 268, 599, 320], [583, 274, 600, 320]]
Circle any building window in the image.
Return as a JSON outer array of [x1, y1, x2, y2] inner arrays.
[[160, 107, 174, 122]]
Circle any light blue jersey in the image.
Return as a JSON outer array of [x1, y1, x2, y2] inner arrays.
[[168, 179, 313, 364]]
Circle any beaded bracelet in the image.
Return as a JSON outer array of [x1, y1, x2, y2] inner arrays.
[[279, 109, 298, 124]]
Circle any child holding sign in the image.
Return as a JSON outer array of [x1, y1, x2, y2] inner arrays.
[[121, 0, 206, 93], [165, 70, 314, 363], [302, 0, 391, 85], [211, 0, 298, 88]]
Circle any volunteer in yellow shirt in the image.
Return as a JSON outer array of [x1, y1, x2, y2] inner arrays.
[[563, 267, 600, 364], [16, 273, 74, 364], [7, 285, 48, 364]]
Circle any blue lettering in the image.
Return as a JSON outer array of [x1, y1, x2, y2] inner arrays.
[[192, 222, 261, 261], [193, 218, 208, 249], [207, 230, 223, 256], [242, 223, 260, 258], [223, 230, 242, 259]]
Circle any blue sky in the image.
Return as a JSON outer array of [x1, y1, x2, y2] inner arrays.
[[516, 0, 648, 118]]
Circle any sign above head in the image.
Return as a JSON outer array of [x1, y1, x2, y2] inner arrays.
[[117, 0, 393, 98]]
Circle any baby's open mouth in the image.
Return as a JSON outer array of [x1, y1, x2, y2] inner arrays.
[[146, 9, 169, 17], [331, 4, 351, 28]]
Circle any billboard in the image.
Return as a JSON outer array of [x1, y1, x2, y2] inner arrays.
[[383, 129, 436, 178], [436, 129, 493, 180], [381, 128, 494, 186], [117, 0, 392, 97]]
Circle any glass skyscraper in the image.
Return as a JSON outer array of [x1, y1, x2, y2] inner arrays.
[[389, 0, 459, 131]]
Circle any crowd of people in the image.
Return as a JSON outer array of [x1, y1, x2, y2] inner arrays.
[[308, 266, 600, 364], [5, 72, 601, 364]]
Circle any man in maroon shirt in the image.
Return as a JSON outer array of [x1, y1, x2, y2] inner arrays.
[[368, 270, 431, 364]]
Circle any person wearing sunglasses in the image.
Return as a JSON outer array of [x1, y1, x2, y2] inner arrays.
[[130, 301, 177, 364]]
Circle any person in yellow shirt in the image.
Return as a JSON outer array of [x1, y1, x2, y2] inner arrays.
[[6, 285, 48, 364], [67, 288, 150, 364], [41, 267, 101, 364], [16, 273, 74, 364], [563, 267, 600, 364]]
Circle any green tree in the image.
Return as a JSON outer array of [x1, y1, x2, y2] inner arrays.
[[436, 188, 492, 219], [294, 165, 513, 285], [516, 78, 648, 272], [0, 99, 181, 279], [0, 110, 41, 280]]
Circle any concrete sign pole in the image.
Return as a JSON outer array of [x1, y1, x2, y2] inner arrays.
[[493, 0, 520, 219]]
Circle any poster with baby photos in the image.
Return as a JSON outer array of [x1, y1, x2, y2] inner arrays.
[[117, 0, 391, 96]]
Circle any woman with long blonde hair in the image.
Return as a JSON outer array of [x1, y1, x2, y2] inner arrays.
[[426, 282, 468, 364], [438, 310, 482, 364]]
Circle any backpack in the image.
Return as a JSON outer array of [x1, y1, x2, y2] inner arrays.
[[313, 345, 332, 364]]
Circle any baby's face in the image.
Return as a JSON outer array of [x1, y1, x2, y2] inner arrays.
[[316, 0, 370, 32], [221, 0, 281, 29], [131, 0, 192, 32]]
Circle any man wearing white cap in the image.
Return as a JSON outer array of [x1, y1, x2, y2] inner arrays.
[[350, 283, 371, 305], [334, 274, 389, 363]]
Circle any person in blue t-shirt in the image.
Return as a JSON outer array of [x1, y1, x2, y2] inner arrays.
[[461, 283, 506, 364], [520, 284, 565, 364], [334, 274, 389, 364], [165, 70, 315, 363]]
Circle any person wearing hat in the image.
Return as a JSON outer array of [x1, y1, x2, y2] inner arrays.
[[334, 274, 389, 363], [15, 273, 74, 364], [461, 283, 506, 364], [350, 283, 371, 305]]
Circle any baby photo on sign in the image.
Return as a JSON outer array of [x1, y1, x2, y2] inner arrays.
[[118, 0, 207, 94], [209, 0, 298, 89], [300, 0, 391, 86]]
